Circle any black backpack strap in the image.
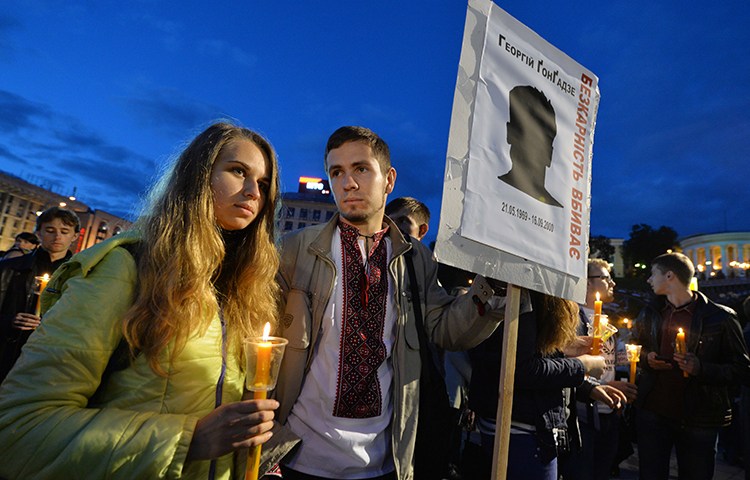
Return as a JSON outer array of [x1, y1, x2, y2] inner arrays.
[[403, 237, 435, 381]]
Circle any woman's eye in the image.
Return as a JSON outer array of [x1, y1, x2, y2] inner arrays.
[[232, 167, 246, 177]]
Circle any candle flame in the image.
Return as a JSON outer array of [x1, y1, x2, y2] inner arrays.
[[42, 273, 50, 281], [623, 318, 629, 326], [678, 327, 684, 335], [595, 292, 600, 301], [262, 322, 271, 341]]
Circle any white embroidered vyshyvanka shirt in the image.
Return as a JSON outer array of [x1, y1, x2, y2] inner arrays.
[[285, 226, 397, 478]]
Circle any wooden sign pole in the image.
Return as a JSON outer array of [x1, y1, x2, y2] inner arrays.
[[491, 284, 521, 480]]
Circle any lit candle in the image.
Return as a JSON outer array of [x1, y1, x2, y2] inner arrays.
[[689, 277, 698, 291], [247, 322, 272, 480], [623, 318, 630, 330], [592, 292, 602, 355], [675, 327, 688, 378], [34, 273, 50, 317], [252, 322, 273, 391], [626, 344, 642, 383]]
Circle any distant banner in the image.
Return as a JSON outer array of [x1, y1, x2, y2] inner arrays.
[[459, 3, 598, 278]]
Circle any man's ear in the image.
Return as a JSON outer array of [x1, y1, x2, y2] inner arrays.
[[385, 167, 396, 194], [418, 224, 429, 240]]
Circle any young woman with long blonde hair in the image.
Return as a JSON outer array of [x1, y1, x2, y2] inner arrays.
[[0, 122, 281, 479]]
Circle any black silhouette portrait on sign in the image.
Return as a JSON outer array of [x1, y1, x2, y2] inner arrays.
[[498, 85, 562, 207]]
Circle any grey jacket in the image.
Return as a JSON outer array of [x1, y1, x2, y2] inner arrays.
[[260, 214, 504, 479]]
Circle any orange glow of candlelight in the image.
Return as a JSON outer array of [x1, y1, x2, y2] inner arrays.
[[34, 273, 50, 317], [626, 344, 641, 383], [592, 292, 603, 355], [675, 327, 688, 378], [255, 322, 273, 387]]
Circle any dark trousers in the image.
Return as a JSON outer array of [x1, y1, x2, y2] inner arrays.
[[636, 408, 719, 480], [281, 466, 396, 480], [560, 411, 620, 480], [480, 432, 558, 480]]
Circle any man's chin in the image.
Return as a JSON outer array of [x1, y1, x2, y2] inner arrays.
[[340, 211, 369, 224]]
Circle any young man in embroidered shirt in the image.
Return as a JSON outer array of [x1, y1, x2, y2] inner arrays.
[[633, 252, 750, 480], [263, 126, 504, 480]]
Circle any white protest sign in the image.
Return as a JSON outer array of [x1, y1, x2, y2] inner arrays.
[[435, 0, 598, 301]]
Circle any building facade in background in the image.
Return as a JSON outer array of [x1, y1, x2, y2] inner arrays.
[[279, 176, 337, 234], [0, 171, 131, 253], [681, 232, 750, 279]]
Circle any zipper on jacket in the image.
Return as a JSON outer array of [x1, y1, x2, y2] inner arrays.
[[208, 309, 228, 480]]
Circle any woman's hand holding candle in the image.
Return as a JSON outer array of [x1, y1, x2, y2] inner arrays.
[[186, 398, 279, 461]]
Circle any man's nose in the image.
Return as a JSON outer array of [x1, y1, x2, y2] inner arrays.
[[342, 173, 358, 190]]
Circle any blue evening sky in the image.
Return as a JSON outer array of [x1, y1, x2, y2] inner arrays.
[[1, 1, 748, 245]]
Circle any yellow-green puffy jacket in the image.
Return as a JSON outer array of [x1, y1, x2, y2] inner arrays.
[[0, 232, 245, 479]]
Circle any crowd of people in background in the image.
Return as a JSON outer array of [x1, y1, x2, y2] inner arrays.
[[0, 123, 749, 480]]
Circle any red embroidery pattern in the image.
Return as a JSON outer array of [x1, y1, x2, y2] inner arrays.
[[333, 222, 389, 418]]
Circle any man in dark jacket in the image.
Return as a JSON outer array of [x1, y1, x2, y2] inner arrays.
[[0, 206, 80, 382], [633, 252, 750, 480]]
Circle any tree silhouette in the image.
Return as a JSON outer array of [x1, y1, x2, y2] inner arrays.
[[622, 224, 679, 277], [589, 235, 615, 262]]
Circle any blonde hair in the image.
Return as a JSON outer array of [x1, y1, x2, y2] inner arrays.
[[530, 290, 580, 356], [123, 122, 280, 374]]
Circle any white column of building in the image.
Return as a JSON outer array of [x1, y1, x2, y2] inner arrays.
[[720, 243, 728, 274], [690, 247, 698, 272]]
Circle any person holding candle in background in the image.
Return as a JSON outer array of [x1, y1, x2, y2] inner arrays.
[[633, 252, 750, 480], [468, 289, 623, 480], [0, 122, 282, 479], [560, 258, 635, 480], [0, 206, 80, 383]]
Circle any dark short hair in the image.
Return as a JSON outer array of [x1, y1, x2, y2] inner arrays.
[[15, 232, 39, 245], [36, 207, 81, 233], [652, 252, 695, 287], [324, 126, 391, 174], [385, 196, 430, 226]]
